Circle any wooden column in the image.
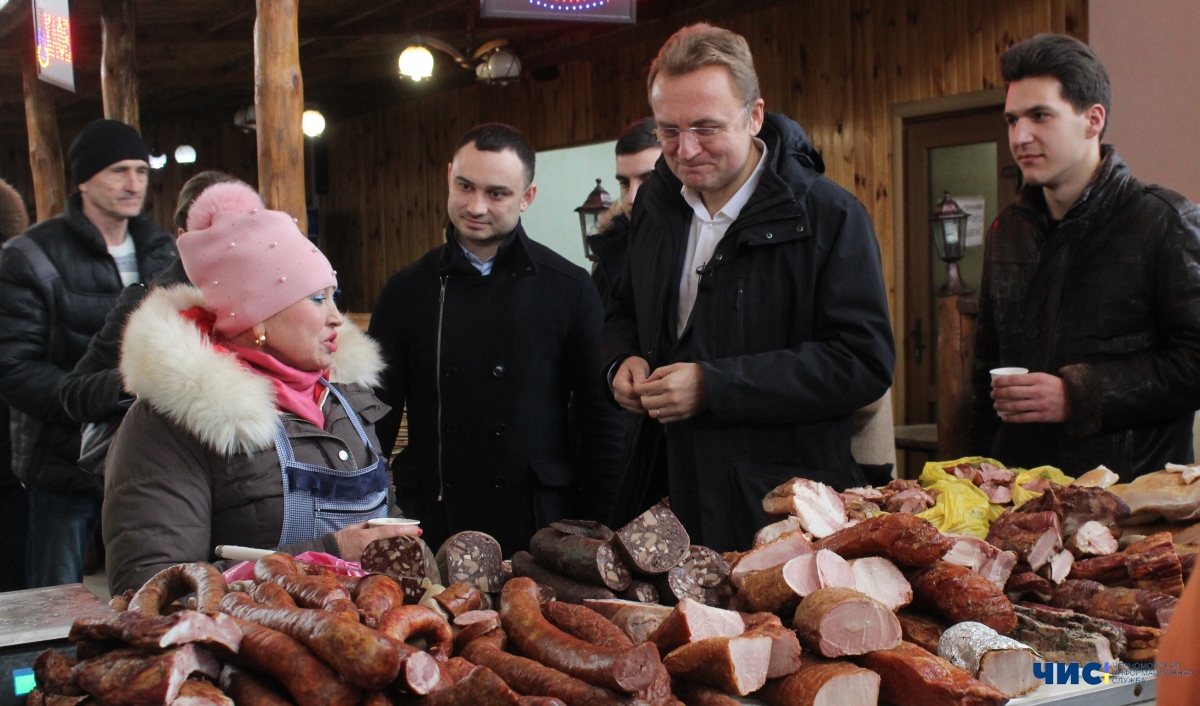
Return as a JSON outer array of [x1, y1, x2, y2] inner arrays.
[[21, 47, 66, 222], [937, 296, 979, 460], [254, 0, 307, 234], [100, 0, 140, 130]]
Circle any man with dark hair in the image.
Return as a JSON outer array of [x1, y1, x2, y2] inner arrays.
[[602, 24, 894, 552], [370, 123, 624, 554], [968, 33, 1200, 479], [0, 119, 176, 587], [589, 117, 661, 301]]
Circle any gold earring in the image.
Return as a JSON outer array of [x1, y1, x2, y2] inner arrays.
[[255, 330, 266, 347]]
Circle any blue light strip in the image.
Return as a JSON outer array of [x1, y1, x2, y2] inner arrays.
[[527, 0, 609, 10]]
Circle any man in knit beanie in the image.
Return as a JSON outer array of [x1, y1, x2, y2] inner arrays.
[[0, 119, 176, 587]]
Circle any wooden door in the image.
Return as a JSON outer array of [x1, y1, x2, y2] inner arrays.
[[902, 107, 1019, 477]]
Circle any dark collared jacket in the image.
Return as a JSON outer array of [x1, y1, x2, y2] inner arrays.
[[600, 112, 895, 552], [0, 193, 175, 496], [370, 224, 625, 555], [969, 147, 1200, 479]]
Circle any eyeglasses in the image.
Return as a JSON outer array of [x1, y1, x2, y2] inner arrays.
[[654, 105, 751, 144]]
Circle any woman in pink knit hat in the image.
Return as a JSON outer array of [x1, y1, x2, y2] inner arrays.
[[101, 182, 416, 595]]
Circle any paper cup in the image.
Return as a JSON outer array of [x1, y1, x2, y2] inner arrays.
[[990, 367, 1029, 419], [368, 517, 421, 527]]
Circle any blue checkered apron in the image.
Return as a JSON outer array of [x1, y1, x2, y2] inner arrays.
[[276, 379, 390, 547]]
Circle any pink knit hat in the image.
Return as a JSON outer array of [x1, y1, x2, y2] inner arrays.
[[177, 182, 337, 337]]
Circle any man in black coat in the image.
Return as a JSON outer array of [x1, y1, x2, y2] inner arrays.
[[0, 120, 176, 587], [602, 24, 895, 552], [968, 35, 1200, 479], [370, 124, 625, 556]]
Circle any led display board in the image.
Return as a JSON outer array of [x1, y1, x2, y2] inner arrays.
[[481, 0, 635, 24], [32, 0, 75, 92]]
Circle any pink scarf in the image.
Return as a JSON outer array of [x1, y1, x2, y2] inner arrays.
[[181, 307, 328, 428]]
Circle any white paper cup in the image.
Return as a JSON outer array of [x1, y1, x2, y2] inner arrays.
[[368, 517, 421, 527], [990, 367, 1029, 419]]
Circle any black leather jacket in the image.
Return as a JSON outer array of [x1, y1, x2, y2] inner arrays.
[[969, 147, 1200, 480], [0, 194, 175, 496]]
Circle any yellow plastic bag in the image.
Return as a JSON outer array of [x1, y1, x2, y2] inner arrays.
[[1011, 466, 1075, 507], [916, 457, 1009, 538]]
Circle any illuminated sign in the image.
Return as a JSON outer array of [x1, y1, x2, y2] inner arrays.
[[31, 0, 75, 92], [481, 0, 635, 23]]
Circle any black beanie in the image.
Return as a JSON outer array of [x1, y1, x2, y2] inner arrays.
[[68, 119, 150, 187]]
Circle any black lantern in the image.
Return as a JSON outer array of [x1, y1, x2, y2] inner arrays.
[[575, 179, 614, 262], [930, 191, 972, 296]]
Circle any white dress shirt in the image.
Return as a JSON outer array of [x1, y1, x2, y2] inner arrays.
[[677, 139, 768, 337]]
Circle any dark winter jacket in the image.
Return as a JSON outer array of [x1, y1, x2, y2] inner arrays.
[[600, 112, 895, 552], [968, 147, 1200, 479], [104, 285, 397, 594], [0, 194, 175, 497], [370, 224, 626, 556], [588, 212, 631, 305], [59, 258, 190, 424]]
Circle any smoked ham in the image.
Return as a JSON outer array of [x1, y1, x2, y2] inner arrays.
[[908, 561, 1017, 634], [937, 622, 1040, 697], [813, 513, 951, 568], [791, 587, 901, 658], [741, 613, 803, 679], [761, 479, 847, 538], [756, 655, 879, 706], [738, 550, 854, 614], [648, 599, 744, 655], [662, 634, 772, 696], [847, 557, 911, 611], [941, 535, 1018, 590], [857, 641, 1010, 706], [985, 510, 1062, 572], [729, 532, 814, 588], [754, 518, 804, 548], [1065, 521, 1119, 557]]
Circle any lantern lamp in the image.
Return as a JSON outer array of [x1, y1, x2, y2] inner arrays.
[[575, 179, 614, 261], [930, 191, 972, 296], [174, 145, 197, 164], [302, 109, 326, 137]]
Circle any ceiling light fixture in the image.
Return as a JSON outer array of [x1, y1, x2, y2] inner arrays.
[[302, 109, 326, 137], [148, 152, 167, 169], [174, 145, 197, 164], [474, 41, 521, 85]]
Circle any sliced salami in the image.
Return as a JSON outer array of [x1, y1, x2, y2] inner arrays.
[[550, 520, 615, 542], [619, 580, 659, 604], [436, 532, 505, 594], [433, 583, 484, 618], [510, 551, 616, 604], [528, 528, 633, 592], [680, 545, 731, 589], [361, 536, 441, 585], [614, 499, 690, 575]]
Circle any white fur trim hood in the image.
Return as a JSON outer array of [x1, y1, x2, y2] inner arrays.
[[121, 284, 385, 456]]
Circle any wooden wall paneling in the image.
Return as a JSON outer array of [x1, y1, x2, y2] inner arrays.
[[319, 0, 1086, 318]]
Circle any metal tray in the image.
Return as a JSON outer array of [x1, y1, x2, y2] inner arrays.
[[0, 584, 113, 647]]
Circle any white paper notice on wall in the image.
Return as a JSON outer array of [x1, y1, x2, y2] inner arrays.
[[956, 195, 986, 248]]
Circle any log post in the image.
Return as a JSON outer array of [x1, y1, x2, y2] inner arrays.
[[100, 0, 140, 130], [936, 296, 979, 460], [21, 45, 67, 222], [254, 0, 307, 234]]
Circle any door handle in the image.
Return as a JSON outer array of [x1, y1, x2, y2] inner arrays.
[[910, 317, 925, 364]]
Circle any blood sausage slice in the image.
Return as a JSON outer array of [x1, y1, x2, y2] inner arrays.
[[437, 532, 505, 594], [615, 500, 690, 575], [791, 587, 901, 658]]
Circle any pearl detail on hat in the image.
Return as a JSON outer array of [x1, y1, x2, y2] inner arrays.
[[279, 277, 287, 283], [229, 242, 236, 248], [292, 217, 299, 224], [332, 270, 337, 276], [213, 281, 219, 286], [271, 242, 278, 248]]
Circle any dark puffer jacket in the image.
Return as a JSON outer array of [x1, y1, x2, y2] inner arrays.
[[0, 193, 175, 497], [968, 147, 1200, 479]]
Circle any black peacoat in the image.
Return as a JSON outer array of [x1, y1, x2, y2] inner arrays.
[[600, 112, 895, 552], [370, 224, 625, 556]]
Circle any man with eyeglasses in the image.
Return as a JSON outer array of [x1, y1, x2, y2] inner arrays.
[[600, 24, 894, 552]]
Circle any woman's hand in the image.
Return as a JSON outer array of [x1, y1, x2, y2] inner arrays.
[[334, 521, 421, 563]]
